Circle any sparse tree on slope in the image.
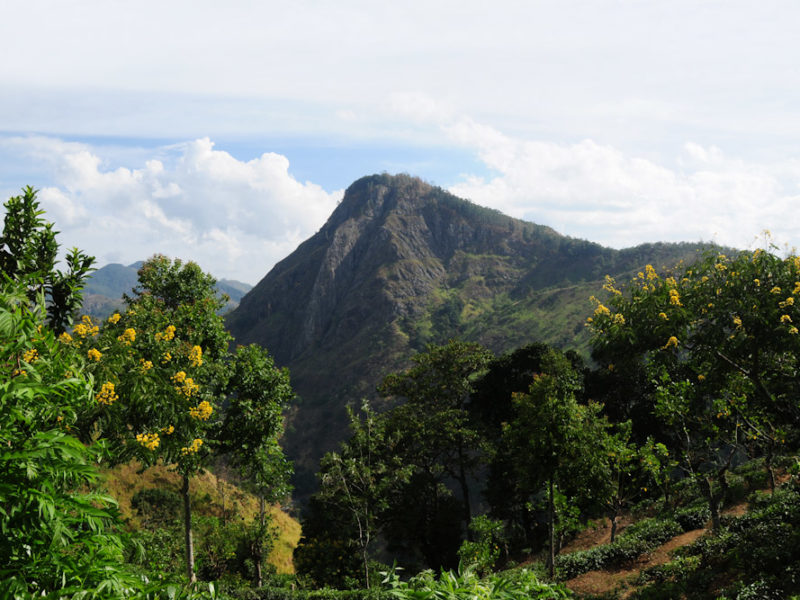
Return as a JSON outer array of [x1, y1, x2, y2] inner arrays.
[[502, 349, 613, 578]]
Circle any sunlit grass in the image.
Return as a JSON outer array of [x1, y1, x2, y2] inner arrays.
[[102, 460, 301, 573]]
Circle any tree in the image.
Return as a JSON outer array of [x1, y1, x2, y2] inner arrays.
[[217, 343, 295, 587], [471, 343, 584, 552], [0, 186, 94, 332], [502, 349, 612, 578], [81, 255, 293, 583], [322, 402, 411, 588], [590, 250, 800, 529], [378, 340, 493, 534]]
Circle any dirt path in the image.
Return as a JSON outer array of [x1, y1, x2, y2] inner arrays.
[[560, 516, 635, 554], [565, 528, 706, 598], [563, 497, 759, 598]]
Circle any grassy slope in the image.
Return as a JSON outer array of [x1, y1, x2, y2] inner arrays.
[[103, 461, 301, 574]]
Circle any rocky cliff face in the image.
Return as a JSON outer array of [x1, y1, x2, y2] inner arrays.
[[226, 173, 708, 495]]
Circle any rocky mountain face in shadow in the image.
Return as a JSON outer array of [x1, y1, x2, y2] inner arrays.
[[226, 173, 711, 496]]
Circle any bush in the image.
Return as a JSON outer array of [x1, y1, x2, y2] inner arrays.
[[225, 588, 390, 600], [674, 506, 710, 531], [556, 517, 682, 580], [457, 516, 506, 575], [132, 488, 182, 527]]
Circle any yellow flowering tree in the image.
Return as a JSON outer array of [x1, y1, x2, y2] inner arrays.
[[590, 248, 800, 529], [74, 255, 259, 583]]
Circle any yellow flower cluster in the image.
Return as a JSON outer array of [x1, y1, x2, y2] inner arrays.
[[714, 262, 727, 272], [108, 313, 121, 324], [140, 359, 154, 371], [12, 369, 26, 377], [117, 328, 136, 345], [793, 282, 800, 295], [22, 348, 39, 363], [697, 374, 706, 382], [58, 332, 73, 344], [780, 297, 795, 308], [189, 400, 213, 421], [594, 304, 611, 317], [73, 315, 99, 338], [790, 327, 799, 335], [87, 348, 102, 362], [162, 351, 172, 363], [612, 313, 625, 325], [96, 382, 119, 406], [770, 286, 782, 295], [181, 438, 203, 455], [669, 289, 682, 306], [161, 424, 175, 435], [645, 264, 658, 280], [733, 315, 743, 329], [172, 371, 199, 397], [781, 314, 793, 324], [662, 336, 679, 349], [155, 325, 176, 342], [189, 345, 203, 367], [658, 312, 668, 321], [602, 275, 622, 295], [136, 432, 160, 451], [665, 276, 677, 288]]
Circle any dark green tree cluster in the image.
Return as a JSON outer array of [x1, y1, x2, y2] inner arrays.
[[295, 340, 626, 586]]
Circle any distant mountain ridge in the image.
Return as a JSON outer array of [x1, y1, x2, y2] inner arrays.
[[225, 173, 715, 495], [82, 261, 252, 318]]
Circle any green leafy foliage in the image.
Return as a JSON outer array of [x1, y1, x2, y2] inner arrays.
[[555, 517, 684, 580], [457, 516, 507, 576], [502, 348, 614, 577], [0, 186, 95, 332], [381, 564, 572, 600], [590, 250, 800, 529]]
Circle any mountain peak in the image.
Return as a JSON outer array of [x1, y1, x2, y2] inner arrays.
[[225, 174, 710, 496]]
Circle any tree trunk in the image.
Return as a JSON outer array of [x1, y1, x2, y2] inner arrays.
[[699, 475, 723, 532], [182, 474, 196, 583], [363, 545, 370, 590], [457, 442, 472, 537], [766, 445, 776, 494], [255, 495, 265, 587], [548, 477, 555, 579], [609, 510, 618, 544]]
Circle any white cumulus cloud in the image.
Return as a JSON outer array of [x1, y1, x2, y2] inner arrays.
[[444, 117, 800, 253], [1, 136, 342, 284]]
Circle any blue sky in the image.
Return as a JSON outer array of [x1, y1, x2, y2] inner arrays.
[[3, 1, 800, 284]]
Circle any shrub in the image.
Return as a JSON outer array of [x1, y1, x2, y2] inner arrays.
[[457, 516, 506, 575], [674, 505, 710, 531], [555, 517, 682, 580]]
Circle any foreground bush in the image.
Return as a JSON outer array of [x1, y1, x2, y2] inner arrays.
[[382, 564, 571, 600]]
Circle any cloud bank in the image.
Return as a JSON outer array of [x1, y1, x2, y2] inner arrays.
[[0, 136, 342, 284], [4, 121, 800, 287], [444, 118, 800, 253]]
